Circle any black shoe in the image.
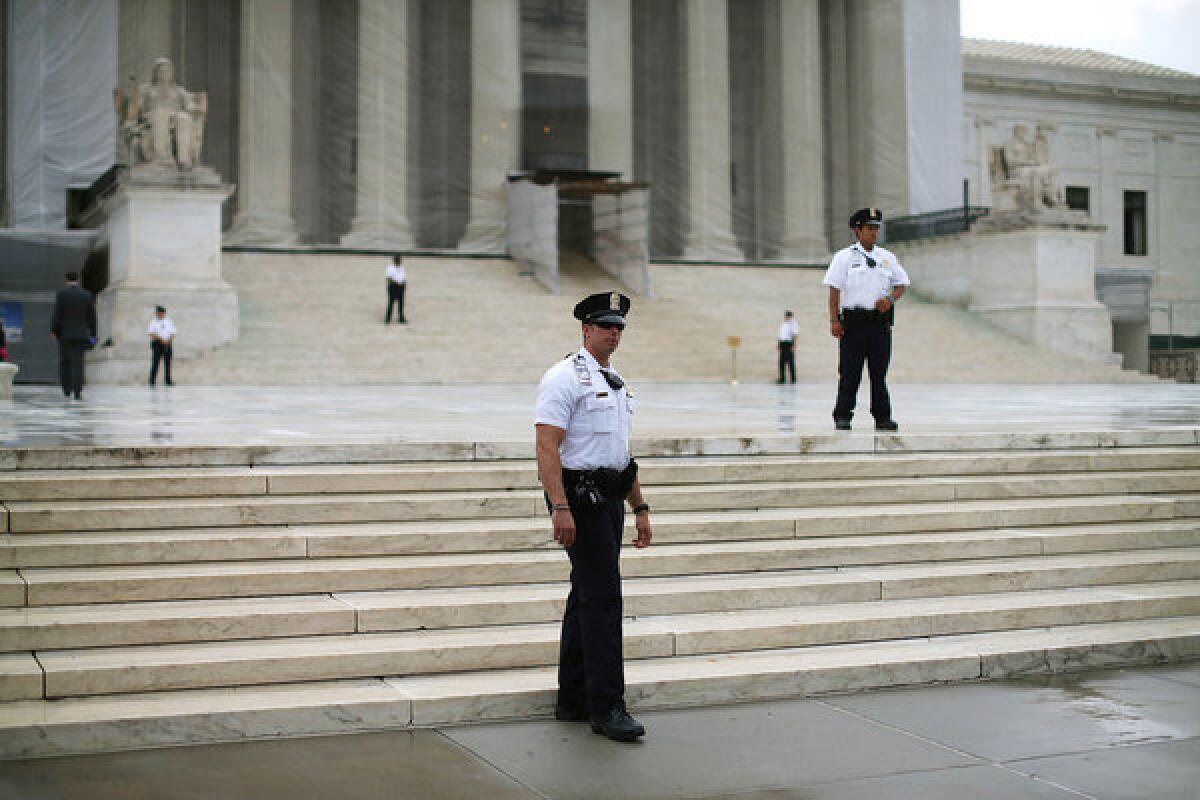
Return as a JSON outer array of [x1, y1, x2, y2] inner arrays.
[[165, 380, 174, 386], [834, 418, 852, 431], [590, 706, 645, 742], [875, 419, 899, 432], [554, 705, 589, 722], [73, 393, 82, 401]]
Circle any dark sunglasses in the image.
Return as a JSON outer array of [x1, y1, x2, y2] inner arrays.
[[592, 321, 625, 331]]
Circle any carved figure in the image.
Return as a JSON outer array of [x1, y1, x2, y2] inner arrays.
[[114, 58, 207, 169], [988, 123, 1066, 213]]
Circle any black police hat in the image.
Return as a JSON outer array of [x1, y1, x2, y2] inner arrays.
[[849, 207, 884, 227], [155, 305, 166, 313], [573, 291, 631, 326]]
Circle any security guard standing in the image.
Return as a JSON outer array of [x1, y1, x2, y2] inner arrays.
[[534, 291, 652, 742], [824, 208, 910, 431]]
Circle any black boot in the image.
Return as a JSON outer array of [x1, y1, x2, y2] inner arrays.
[[590, 705, 645, 742]]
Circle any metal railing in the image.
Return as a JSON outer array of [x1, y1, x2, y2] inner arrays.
[[885, 206, 991, 244]]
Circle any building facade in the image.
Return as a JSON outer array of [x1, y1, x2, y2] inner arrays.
[[962, 38, 1200, 342]]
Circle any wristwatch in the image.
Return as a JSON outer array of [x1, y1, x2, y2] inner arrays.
[[632, 503, 650, 515]]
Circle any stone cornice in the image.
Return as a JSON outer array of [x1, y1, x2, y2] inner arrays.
[[964, 72, 1200, 110]]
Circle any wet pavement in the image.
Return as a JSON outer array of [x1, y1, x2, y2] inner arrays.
[[2, 663, 1197, 799], [3, 382, 1200, 448]]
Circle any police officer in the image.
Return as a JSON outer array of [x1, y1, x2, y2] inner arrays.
[[147, 305, 177, 386], [534, 291, 652, 742], [824, 208, 910, 431]]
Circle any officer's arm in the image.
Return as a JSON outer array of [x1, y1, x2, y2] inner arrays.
[[535, 424, 569, 506], [827, 288, 844, 337], [627, 476, 652, 549]]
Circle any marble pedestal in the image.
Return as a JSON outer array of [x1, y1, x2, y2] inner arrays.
[[0, 363, 16, 398], [969, 226, 1116, 366], [91, 181, 238, 383]]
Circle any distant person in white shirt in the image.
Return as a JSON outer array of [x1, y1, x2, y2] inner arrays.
[[777, 310, 799, 384], [147, 305, 176, 386], [385, 255, 407, 324]]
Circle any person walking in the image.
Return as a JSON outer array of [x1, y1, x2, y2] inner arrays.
[[147, 305, 176, 386], [50, 271, 96, 401], [824, 208, 910, 431], [777, 310, 799, 384], [385, 254, 407, 324], [534, 291, 652, 742]]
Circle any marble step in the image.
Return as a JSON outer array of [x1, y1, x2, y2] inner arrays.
[[30, 581, 1200, 698], [3, 495, 1193, 569], [6, 429, 1196, 471], [7, 547, 1199, 652], [2, 614, 1197, 759], [7, 469, 1199, 533], [14, 512, 1192, 606], [4, 447, 1198, 501]]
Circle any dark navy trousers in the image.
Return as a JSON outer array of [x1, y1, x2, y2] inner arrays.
[[557, 493, 626, 719], [833, 318, 893, 422]]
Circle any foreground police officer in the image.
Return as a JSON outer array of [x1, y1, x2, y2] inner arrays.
[[824, 208, 910, 431], [534, 291, 652, 742]]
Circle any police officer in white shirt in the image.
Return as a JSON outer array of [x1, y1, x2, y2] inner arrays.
[[534, 291, 652, 742], [823, 208, 910, 431], [777, 310, 799, 384], [385, 254, 407, 324], [147, 305, 176, 386]]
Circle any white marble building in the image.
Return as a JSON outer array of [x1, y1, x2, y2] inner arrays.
[[2, 1, 1198, 343], [962, 38, 1200, 343]]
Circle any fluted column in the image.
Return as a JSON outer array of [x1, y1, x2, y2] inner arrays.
[[587, 0, 633, 179], [777, 0, 825, 260], [226, 0, 298, 245], [343, 0, 415, 248], [459, 0, 521, 253], [682, 0, 740, 261]]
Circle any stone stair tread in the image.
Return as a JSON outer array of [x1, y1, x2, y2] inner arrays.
[[22, 533, 1200, 585], [7, 547, 1199, 649], [1, 614, 1195, 736], [10, 469, 1200, 518], [29, 582, 1200, 698]]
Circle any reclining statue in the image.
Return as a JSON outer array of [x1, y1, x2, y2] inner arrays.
[[989, 123, 1066, 213], [114, 58, 207, 170]]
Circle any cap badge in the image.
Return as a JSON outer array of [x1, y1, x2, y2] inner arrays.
[[870, 207, 877, 217], [610, 292, 620, 311]]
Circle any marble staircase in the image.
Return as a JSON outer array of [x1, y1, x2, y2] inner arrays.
[[1, 430, 1199, 757]]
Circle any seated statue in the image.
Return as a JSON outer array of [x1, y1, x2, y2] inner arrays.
[[989, 123, 1066, 213], [114, 58, 207, 170]]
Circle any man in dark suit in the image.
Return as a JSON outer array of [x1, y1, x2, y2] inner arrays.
[[51, 272, 97, 400]]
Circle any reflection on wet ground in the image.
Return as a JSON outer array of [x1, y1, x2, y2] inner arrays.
[[3, 382, 1199, 447]]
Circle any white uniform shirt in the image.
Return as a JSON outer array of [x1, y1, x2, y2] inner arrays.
[[778, 318, 799, 343], [147, 317, 177, 341], [386, 263, 407, 284], [534, 348, 634, 471], [822, 244, 910, 310]]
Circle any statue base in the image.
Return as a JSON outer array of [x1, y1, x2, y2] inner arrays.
[[968, 226, 1117, 366], [125, 162, 223, 188], [89, 178, 239, 383]]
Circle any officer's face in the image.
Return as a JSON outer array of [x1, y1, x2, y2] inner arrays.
[[583, 322, 623, 356], [854, 223, 880, 249]]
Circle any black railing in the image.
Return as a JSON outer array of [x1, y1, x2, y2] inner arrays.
[[885, 206, 990, 244]]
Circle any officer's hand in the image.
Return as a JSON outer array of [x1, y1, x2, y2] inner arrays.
[[874, 297, 893, 313], [552, 508, 576, 548], [830, 320, 844, 338], [633, 514, 652, 548]]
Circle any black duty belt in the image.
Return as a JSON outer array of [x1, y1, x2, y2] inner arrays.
[[840, 308, 891, 325], [560, 460, 639, 507]]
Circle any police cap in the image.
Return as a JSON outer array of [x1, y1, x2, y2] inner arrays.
[[849, 207, 884, 228], [155, 305, 166, 313], [574, 291, 631, 326]]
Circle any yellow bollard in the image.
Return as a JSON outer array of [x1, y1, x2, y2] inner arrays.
[[727, 335, 741, 385]]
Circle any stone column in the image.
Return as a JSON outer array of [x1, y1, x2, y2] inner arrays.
[[587, 0, 633, 179], [342, 0, 414, 248], [226, 0, 298, 245], [682, 0, 740, 261], [777, 0, 825, 261], [118, 0, 172, 87], [459, 0, 521, 253]]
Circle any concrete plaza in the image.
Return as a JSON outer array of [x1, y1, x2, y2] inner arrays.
[[3, 382, 1200, 448], [1, 663, 1197, 800]]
